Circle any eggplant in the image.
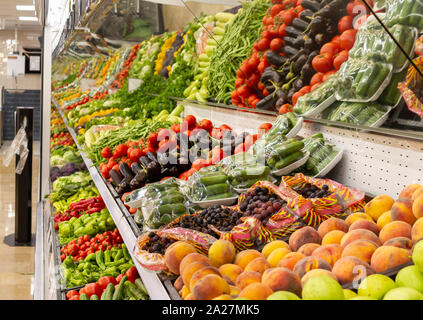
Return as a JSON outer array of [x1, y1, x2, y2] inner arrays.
[[306, 50, 319, 65], [256, 93, 278, 111], [116, 181, 130, 195], [301, 0, 321, 12], [275, 89, 288, 102], [292, 18, 309, 31], [283, 36, 297, 47], [130, 162, 143, 174], [299, 9, 314, 21], [294, 54, 308, 74], [109, 169, 124, 186], [303, 36, 318, 53], [139, 156, 150, 168], [291, 49, 306, 64], [285, 26, 303, 38], [301, 63, 315, 84], [293, 78, 305, 92], [266, 84, 276, 94], [168, 166, 179, 177], [293, 36, 305, 48], [119, 162, 135, 179], [315, 33, 330, 46], [265, 51, 288, 67], [130, 170, 147, 189], [287, 88, 296, 104], [276, 97, 287, 109], [308, 16, 325, 35], [283, 46, 299, 57], [147, 151, 158, 163], [146, 161, 162, 179], [261, 69, 282, 84]]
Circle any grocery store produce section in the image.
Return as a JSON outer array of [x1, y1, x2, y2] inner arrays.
[[38, 0, 423, 300]]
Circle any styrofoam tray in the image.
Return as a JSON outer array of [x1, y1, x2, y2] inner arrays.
[[190, 196, 238, 209], [286, 117, 304, 139], [272, 151, 310, 176], [369, 107, 392, 128], [313, 148, 343, 178], [301, 95, 337, 118], [234, 187, 249, 194]]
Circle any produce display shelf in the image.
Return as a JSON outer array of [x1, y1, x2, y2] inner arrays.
[[53, 100, 171, 300]]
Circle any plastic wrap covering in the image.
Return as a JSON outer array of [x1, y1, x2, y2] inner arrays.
[[322, 101, 389, 127], [293, 76, 337, 115], [124, 178, 190, 231], [264, 138, 306, 171], [133, 228, 213, 272], [335, 57, 393, 102], [279, 173, 366, 226], [398, 37, 423, 118], [184, 166, 236, 202], [383, 0, 423, 31]]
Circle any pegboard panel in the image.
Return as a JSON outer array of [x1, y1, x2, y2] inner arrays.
[[299, 122, 423, 198]]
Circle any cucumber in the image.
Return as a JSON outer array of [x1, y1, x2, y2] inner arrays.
[[90, 294, 99, 300], [206, 192, 234, 200], [205, 183, 230, 197], [135, 278, 149, 297], [79, 293, 89, 300], [366, 64, 390, 99], [274, 151, 305, 170], [268, 141, 304, 161], [199, 174, 228, 186], [356, 63, 381, 98], [124, 281, 147, 300], [155, 193, 185, 206], [112, 275, 128, 300], [102, 283, 115, 300], [306, 145, 333, 171], [304, 138, 325, 155], [157, 203, 186, 216], [230, 165, 270, 180]]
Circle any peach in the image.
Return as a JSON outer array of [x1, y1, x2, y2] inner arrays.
[[229, 285, 240, 296], [293, 256, 332, 279], [411, 187, 423, 201], [184, 293, 194, 300], [321, 230, 346, 245], [411, 217, 423, 243], [412, 195, 423, 219], [379, 220, 412, 244], [179, 285, 190, 299], [164, 241, 198, 275], [332, 256, 375, 285], [399, 184, 423, 200], [261, 240, 290, 258], [244, 257, 271, 274], [181, 260, 211, 287], [208, 240, 236, 268], [289, 226, 322, 251], [267, 248, 291, 268], [277, 252, 306, 271], [179, 252, 210, 275], [349, 219, 380, 236], [192, 274, 230, 300], [261, 267, 302, 297], [218, 264, 243, 284], [238, 283, 273, 300], [317, 217, 349, 238], [377, 211, 392, 230], [297, 243, 321, 256], [312, 244, 343, 267], [235, 271, 262, 290], [383, 237, 413, 250], [340, 229, 381, 248], [189, 266, 221, 292], [341, 239, 379, 264], [364, 195, 394, 221], [345, 212, 374, 225], [213, 294, 233, 300], [300, 269, 338, 287], [391, 198, 416, 225], [174, 276, 184, 292], [370, 246, 412, 273], [234, 249, 264, 270]]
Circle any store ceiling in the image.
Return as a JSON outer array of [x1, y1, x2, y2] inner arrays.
[[0, 0, 42, 31]]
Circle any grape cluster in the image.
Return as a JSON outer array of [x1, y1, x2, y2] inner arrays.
[[171, 205, 244, 237], [293, 183, 331, 198], [142, 232, 177, 254], [239, 186, 287, 223]]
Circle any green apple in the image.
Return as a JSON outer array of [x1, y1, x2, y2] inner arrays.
[[343, 289, 357, 299], [302, 275, 345, 300], [349, 296, 378, 300], [412, 240, 423, 272], [383, 287, 423, 300], [395, 265, 423, 293], [267, 291, 301, 300], [357, 274, 397, 300]]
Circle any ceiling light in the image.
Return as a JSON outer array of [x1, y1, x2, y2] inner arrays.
[[18, 16, 38, 21], [16, 5, 35, 11]]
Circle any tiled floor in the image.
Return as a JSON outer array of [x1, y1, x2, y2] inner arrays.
[[0, 141, 40, 300]]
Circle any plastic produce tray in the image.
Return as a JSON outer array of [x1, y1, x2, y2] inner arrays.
[[272, 151, 310, 176]]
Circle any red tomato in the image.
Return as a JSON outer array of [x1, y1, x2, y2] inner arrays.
[[234, 143, 247, 154], [112, 144, 128, 158], [100, 147, 112, 159], [199, 119, 213, 133], [257, 60, 269, 74], [323, 70, 337, 82], [237, 85, 250, 99], [258, 123, 272, 137], [66, 290, 79, 299], [191, 158, 210, 171], [257, 38, 270, 51], [184, 115, 197, 130], [278, 24, 287, 37], [83, 283, 102, 298], [320, 42, 340, 56], [246, 73, 260, 88], [128, 148, 143, 162], [331, 35, 342, 47], [125, 267, 139, 283], [244, 134, 258, 150], [68, 295, 80, 300], [235, 77, 244, 88], [310, 73, 324, 87], [338, 16, 353, 34], [170, 123, 181, 134], [311, 82, 321, 91], [353, 13, 369, 29], [312, 53, 334, 74], [116, 274, 124, 283], [340, 29, 357, 50], [261, 29, 272, 40], [157, 128, 171, 142], [247, 95, 259, 108], [270, 38, 284, 52], [208, 148, 227, 164], [333, 50, 349, 70], [299, 86, 311, 95], [97, 276, 117, 290], [279, 103, 293, 114], [292, 91, 303, 105], [271, 4, 285, 16]]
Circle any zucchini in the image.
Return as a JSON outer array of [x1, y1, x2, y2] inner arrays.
[[204, 183, 230, 197], [112, 275, 128, 300], [275, 151, 305, 170]]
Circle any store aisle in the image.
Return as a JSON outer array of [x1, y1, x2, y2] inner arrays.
[[0, 142, 39, 300]]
